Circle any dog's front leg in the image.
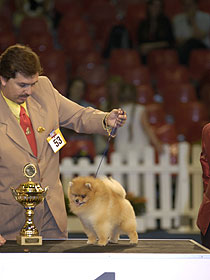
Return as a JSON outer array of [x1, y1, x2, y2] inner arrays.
[[86, 231, 97, 245], [95, 224, 110, 246], [81, 221, 97, 245], [109, 228, 120, 244]]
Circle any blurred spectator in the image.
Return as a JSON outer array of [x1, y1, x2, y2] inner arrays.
[[60, 78, 98, 162], [94, 75, 124, 154], [114, 83, 163, 162], [62, 77, 95, 142], [101, 75, 124, 111], [173, 0, 210, 65], [13, 0, 55, 28], [66, 77, 94, 108], [102, 23, 133, 59], [137, 0, 175, 64]]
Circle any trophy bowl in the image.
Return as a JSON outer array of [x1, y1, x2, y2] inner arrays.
[[11, 163, 48, 245]]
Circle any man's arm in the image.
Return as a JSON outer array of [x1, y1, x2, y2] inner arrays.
[[200, 124, 210, 193]]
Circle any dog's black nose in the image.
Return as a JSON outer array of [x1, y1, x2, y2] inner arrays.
[[75, 199, 79, 203]]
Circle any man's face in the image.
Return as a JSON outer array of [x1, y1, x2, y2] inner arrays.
[[0, 72, 39, 104]]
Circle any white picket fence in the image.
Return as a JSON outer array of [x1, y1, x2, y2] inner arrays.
[[60, 142, 203, 233]]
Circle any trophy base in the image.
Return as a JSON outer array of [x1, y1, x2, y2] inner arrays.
[[17, 235, 42, 246]]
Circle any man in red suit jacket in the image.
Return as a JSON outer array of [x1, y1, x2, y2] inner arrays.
[[197, 123, 210, 249]]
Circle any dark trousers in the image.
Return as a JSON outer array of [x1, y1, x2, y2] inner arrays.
[[201, 223, 210, 249]]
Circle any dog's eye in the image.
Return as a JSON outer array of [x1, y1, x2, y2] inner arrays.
[[81, 195, 86, 199]]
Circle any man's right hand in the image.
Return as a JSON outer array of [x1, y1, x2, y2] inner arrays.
[[0, 234, 6, 246]]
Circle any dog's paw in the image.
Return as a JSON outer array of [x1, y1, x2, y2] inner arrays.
[[129, 231, 138, 245], [109, 239, 119, 244], [129, 239, 138, 245], [97, 240, 108, 246], [87, 239, 97, 245]]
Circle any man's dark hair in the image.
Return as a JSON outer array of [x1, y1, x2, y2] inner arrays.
[[0, 44, 43, 80]]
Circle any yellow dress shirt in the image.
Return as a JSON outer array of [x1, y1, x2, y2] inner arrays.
[[1, 92, 28, 122]]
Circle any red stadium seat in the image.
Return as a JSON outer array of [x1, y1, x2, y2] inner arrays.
[[199, 83, 210, 114], [147, 49, 179, 77], [155, 123, 179, 164], [124, 2, 147, 44], [71, 50, 103, 75], [0, 31, 16, 53], [60, 139, 96, 161], [163, 0, 183, 18], [145, 103, 178, 164], [110, 48, 141, 67], [86, 84, 108, 107], [189, 49, 210, 81], [136, 84, 155, 105], [145, 103, 167, 128], [54, 0, 84, 18], [21, 32, 54, 56], [39, 49, 68, 94], [173, 101, 209, 143], [0, 14, 14, 32], [58, 16, 90, 47], [199, 70, 210, 113], [199, 0, 210, 13], [156, 65, 190, 88], [18, 16, 50, 41], [109, 49, 141, 76], [76, 64, 108, 86], [47, 70, 68, 95], [62, 33, 95, 58], [122, 66, 151, 86], [39, 49, 67, 73], [86, 0, 117, 26], [155, 123, 178, 144], [160, 83, 197, 115]]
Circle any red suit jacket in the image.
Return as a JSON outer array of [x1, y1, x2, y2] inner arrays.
[[197, 123, 210, 235]]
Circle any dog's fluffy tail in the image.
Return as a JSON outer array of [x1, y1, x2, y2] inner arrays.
[[100, 176, 126, 198]]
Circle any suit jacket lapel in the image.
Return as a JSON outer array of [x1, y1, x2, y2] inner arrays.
[[0, 93, 33, 155], [0, 93, 46, 158]]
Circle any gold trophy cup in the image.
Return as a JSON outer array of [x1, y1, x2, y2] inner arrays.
[[11, 163, 48, 245]]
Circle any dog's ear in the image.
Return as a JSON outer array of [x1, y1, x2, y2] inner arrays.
[[69, 181, 73, 188], [85, 182, 92, 190]]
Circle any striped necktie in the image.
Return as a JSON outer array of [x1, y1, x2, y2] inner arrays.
[[20, 106, 37, 157]]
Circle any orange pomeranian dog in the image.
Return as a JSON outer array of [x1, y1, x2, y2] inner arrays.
[[68, 176, 138, 246]]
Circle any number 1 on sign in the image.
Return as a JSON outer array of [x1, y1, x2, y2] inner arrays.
[[94, 272, 115, 280]]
